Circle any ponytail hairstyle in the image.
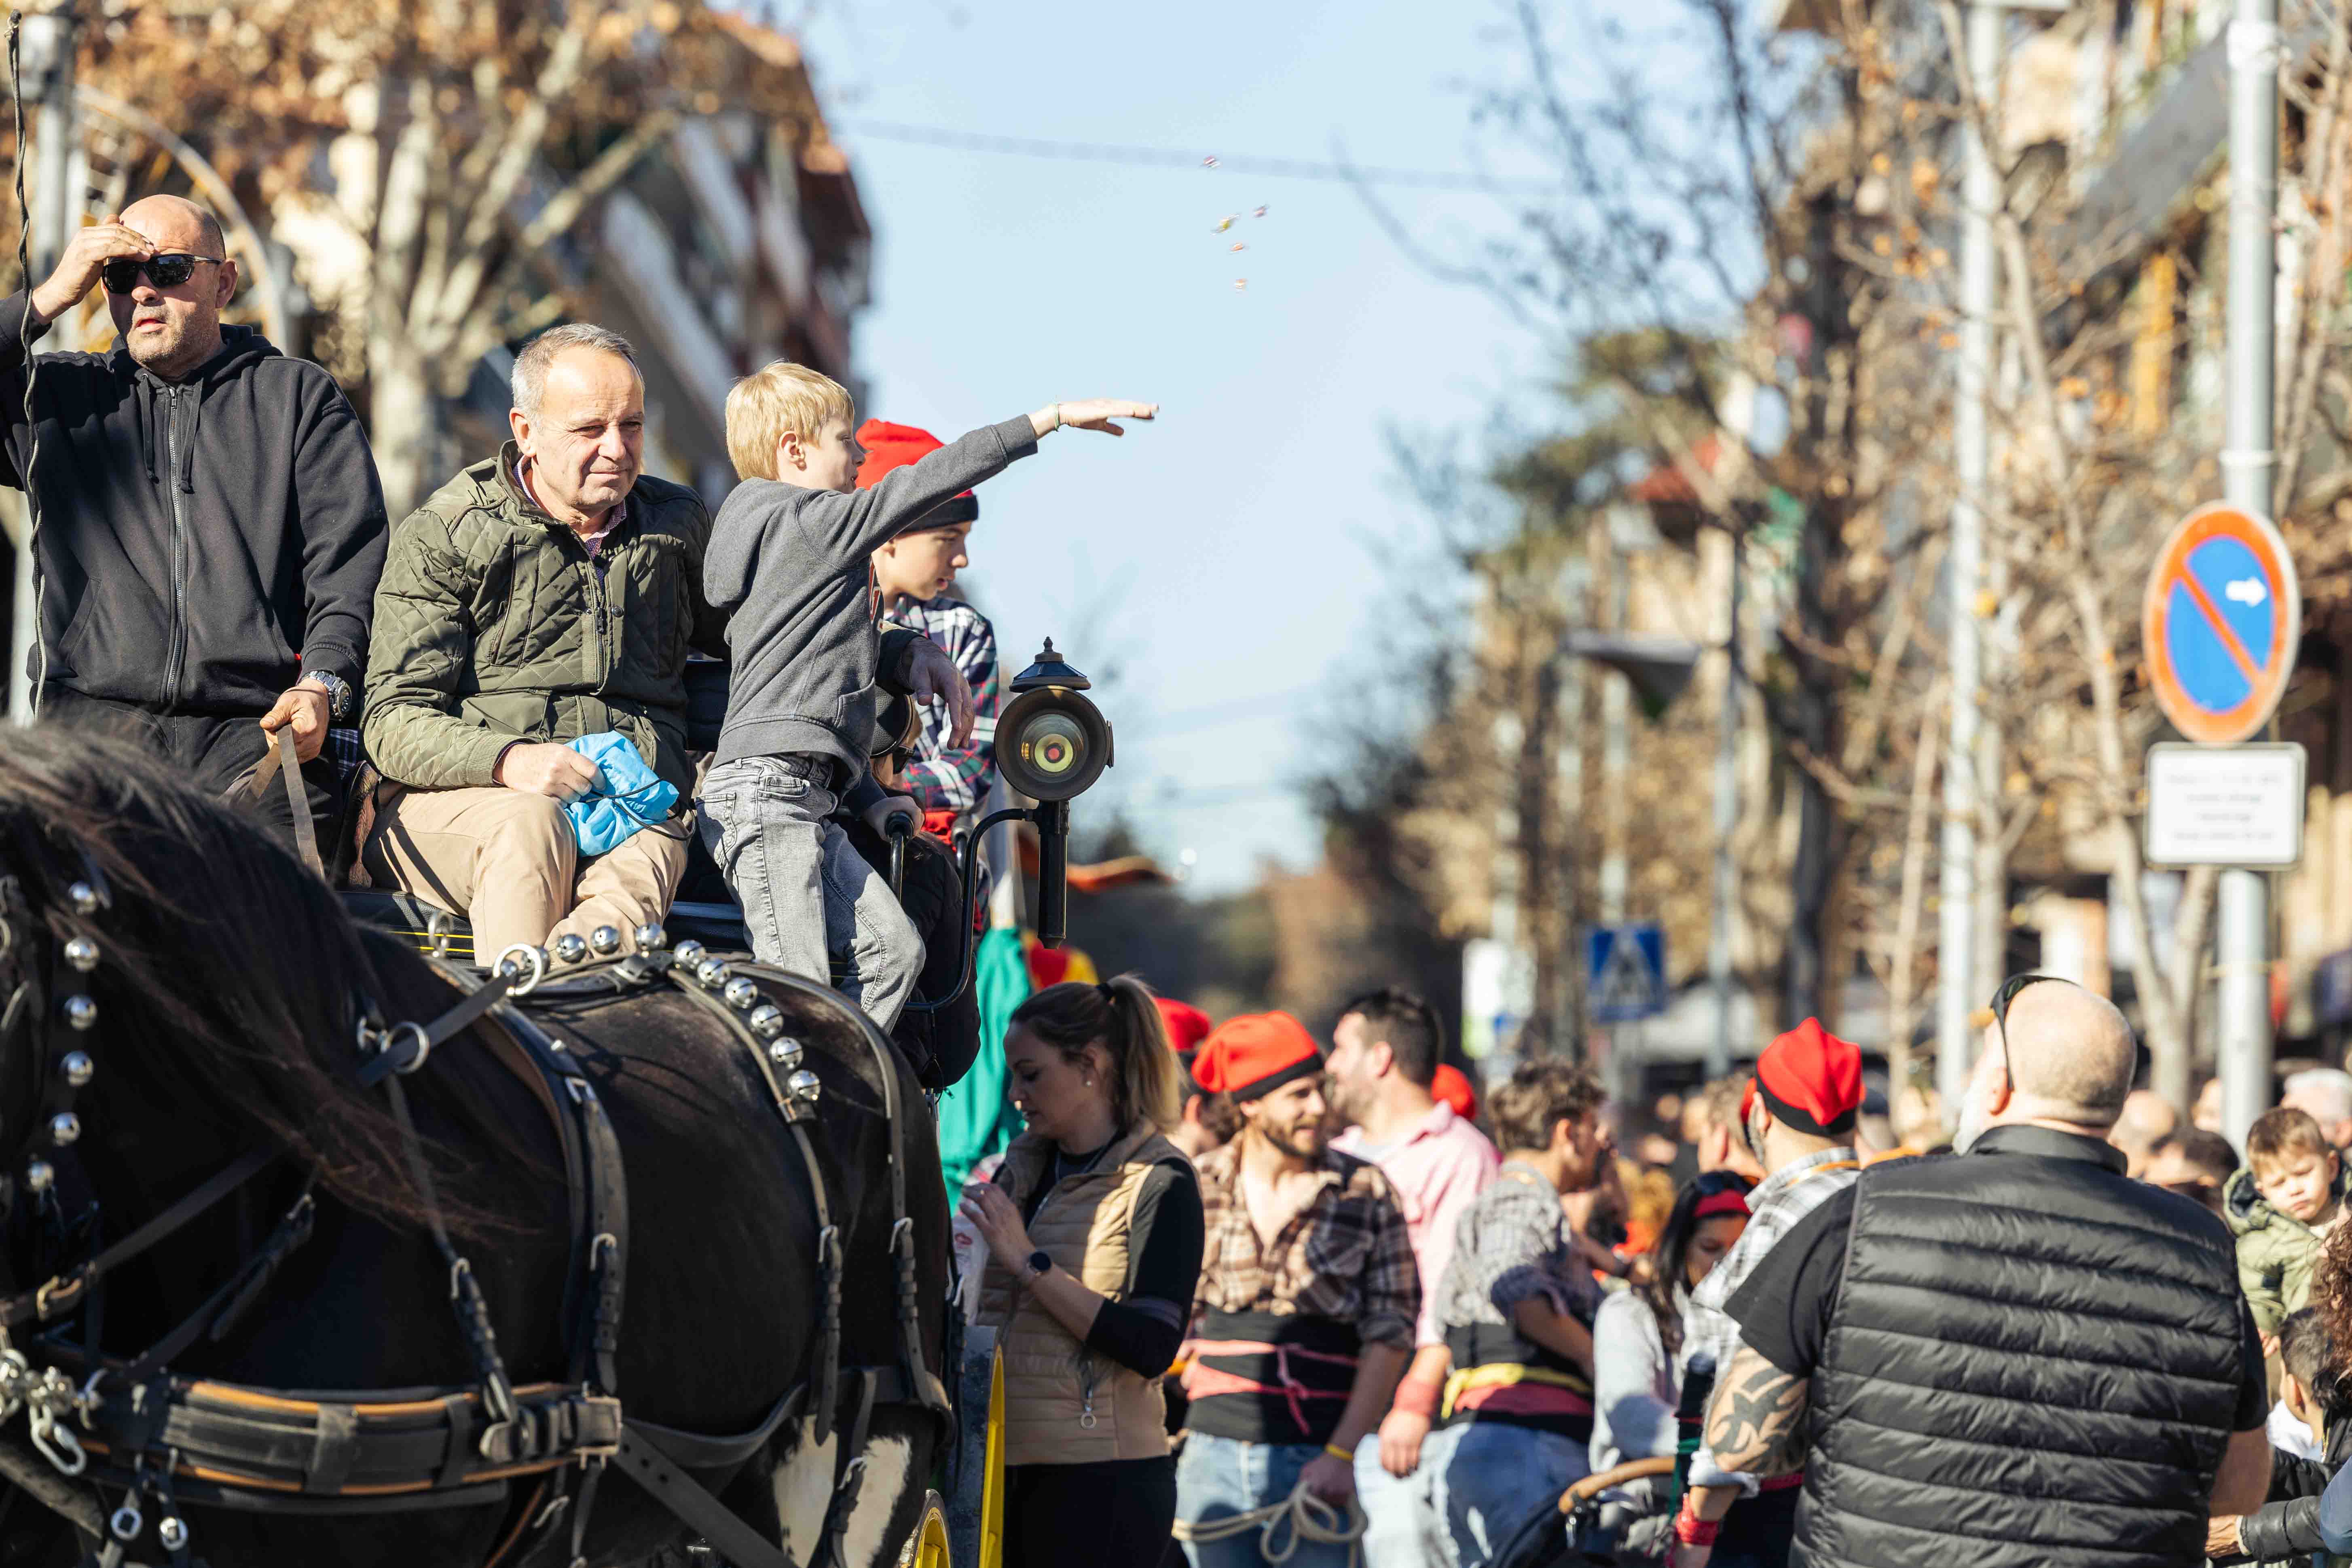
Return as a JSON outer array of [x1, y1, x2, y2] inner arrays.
[[1008, 972, 1186, 1134]]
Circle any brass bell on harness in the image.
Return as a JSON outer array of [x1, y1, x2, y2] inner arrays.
[[552, 933, 588, 966], [61, 1052, 92, 1087], [670, 939, 708, 971], [633, 923, 667, 952], [48, 1115, 79, 1147], [61, 936, 99, 973], [695, 958, 732, 989], [769, 1039, 804, 1071], [588, 926, 623, 956], [723, 977, 759, 1010], [66, 882, 102, 916], [786, 1069, 821, 1104], [747, 1004, 784, 1040], [61, 995, 95, 1032]]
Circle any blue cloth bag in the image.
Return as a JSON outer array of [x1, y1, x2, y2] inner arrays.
[[563, 732, 678, 856]]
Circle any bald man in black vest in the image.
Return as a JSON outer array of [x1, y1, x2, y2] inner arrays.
[[1676, 976, 2270, 1568]]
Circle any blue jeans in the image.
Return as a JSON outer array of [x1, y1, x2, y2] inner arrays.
[[1175, 1433, 1354, 1568], [1354, 1423, 1462, 1568], [697, 756, 925, 1027], [1436, 1424, 1591, 1568]]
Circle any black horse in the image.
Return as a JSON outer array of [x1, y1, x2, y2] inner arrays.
[[0, 728, 950, 1568]]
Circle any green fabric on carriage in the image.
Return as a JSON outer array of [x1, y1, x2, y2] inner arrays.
[[938, 927, 1032, 1194]]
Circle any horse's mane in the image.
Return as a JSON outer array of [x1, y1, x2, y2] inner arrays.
[[0, 724, 534, 1232]]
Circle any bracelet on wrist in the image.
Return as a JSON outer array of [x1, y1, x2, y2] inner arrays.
[[1321, 1441, 1354, 1464], [1674, 1500, 1722, 1547]]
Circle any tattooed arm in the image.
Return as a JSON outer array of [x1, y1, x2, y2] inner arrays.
[[1704, 1343, 1813, 1478]]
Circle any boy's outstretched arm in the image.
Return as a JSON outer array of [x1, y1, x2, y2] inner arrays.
[[1028, 400, 1159, 438]]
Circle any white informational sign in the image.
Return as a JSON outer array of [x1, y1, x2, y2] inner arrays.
[[2144, 743, 2306, 867], [1461, 937, 1529, 1061]]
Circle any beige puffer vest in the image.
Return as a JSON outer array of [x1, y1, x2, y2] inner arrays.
[[977, 1121, 1184, 1467]]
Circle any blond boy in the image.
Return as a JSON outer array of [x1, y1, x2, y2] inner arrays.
[[2225, 1106, 2350, 1338], [698, 364, 1152, 1024]]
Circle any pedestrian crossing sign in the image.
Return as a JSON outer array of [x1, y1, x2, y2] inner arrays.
[[1587, 924, 1667, 1022]]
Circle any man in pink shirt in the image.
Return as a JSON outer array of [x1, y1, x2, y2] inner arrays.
[[1324, 988, 1500, 1566]]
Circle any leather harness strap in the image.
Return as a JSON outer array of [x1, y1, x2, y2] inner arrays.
[[246, 726, 325, 878]]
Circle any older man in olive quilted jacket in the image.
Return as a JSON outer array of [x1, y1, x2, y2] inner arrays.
[[360, 323, 724, 960]]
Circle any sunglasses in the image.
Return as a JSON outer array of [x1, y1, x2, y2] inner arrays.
[[102, 254, 224, 294], [1985, 972, 2059, 1096]]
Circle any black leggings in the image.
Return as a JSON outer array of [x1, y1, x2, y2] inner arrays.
[[1005, 1456, 1176, 1568]]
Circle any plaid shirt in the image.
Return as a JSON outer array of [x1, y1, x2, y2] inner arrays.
[[884, 594, 998, 815], [1193, 1141, 1420, 1350], [1682, 1145, 1859, 1487]]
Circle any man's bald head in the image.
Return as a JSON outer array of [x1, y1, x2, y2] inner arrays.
[[1989, 980, 2136, 1130], [120, 195, 224, 259]]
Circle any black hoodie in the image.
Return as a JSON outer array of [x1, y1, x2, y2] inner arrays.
[[0, 292, 388, 716]]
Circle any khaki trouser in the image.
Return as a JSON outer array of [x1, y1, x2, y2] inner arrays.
[[363, 785, 690, 960]]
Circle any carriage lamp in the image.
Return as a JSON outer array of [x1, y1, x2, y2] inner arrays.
[[997, 638, 1113, 804], [996, 640, 1115, 952]]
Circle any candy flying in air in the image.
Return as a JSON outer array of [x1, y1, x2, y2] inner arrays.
[[1230, 242, 1246, 252], [1201, 155, 1220, 168], [1233, 278, 1248, 290], [1253, 205, 1268, 218], [1214, 216, 1235, 233]]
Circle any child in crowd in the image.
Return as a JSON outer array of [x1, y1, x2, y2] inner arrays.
[[857, 421, 1000, 837], [2228, 1107, 2352, 1340], [699, 364, 1153, 1026], [2211, 1307, 2346, 1565]]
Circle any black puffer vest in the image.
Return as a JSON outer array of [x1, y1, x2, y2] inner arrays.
[[1797, 1125, 2245, 1568]]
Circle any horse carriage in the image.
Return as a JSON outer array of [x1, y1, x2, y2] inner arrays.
[[0, 646, 1111, 1568]]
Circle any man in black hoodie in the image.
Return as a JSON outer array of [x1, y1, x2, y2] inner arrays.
[[0, 194, 387, 856]]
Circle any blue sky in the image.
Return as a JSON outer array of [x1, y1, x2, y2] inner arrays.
[[794, 0, 1550, 893]]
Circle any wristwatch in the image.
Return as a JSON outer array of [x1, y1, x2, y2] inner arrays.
[[299, 668, 353, 721], [1024, 1249, 1053, 1283]]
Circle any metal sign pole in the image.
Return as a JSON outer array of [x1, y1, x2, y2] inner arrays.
[[1938, 0, 2000, 1112], [2220, 0, 2279, 1147]]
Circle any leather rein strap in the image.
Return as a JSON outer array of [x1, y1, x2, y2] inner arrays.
[[246, 726, 324, 878]]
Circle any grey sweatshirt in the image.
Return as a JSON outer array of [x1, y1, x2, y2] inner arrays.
[[705, 414, 1038, 771]]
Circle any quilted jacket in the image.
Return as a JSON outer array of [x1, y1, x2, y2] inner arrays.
[[2225, 1158, 2352, 1336], [362, 445, 722, 799]]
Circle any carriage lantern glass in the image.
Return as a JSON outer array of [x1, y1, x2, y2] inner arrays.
[[996, 638, 1113, 803]]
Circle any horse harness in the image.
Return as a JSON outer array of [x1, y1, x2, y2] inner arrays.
[[0, 864, 950, 1568]]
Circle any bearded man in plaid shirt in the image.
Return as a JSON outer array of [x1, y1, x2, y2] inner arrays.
[[1175, 1013, 1418, 1568], [856, 420, 998, 831]]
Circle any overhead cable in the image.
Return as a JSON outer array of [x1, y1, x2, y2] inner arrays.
[[830, 118, 1559, 196]]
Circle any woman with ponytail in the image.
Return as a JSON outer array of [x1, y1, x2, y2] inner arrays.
[[962, 973, 1206, 1568]]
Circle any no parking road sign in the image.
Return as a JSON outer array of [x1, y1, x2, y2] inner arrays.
[[2142, 503, 2301, 745]]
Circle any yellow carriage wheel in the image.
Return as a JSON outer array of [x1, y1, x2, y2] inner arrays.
[[910, 1490, 952, 1568]]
